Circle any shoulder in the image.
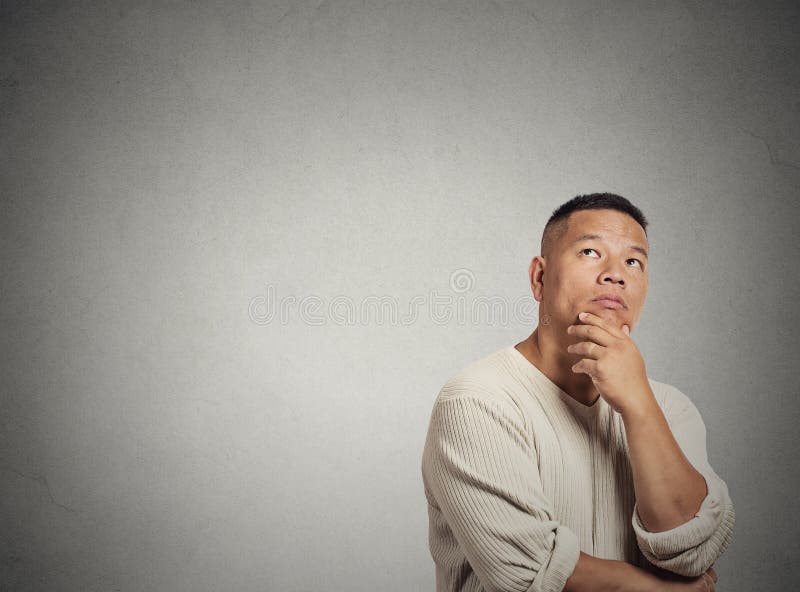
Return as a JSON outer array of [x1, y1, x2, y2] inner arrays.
[[433, 347, 527, 424], [424, 348, 534, 457], [646, 377, 704, 426]]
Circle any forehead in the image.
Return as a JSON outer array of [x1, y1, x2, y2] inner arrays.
[[563, 209, 648, 246]]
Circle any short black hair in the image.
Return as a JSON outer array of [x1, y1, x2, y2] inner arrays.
[[540, 193, 648, 257]]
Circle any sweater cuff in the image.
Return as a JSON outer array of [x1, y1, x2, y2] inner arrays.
[[528, 525, 581, 592], [631, 475, 724, 560]]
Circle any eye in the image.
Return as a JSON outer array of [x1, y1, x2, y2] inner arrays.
[[627, 258, 644, 269], [580, 248, 599, 257]]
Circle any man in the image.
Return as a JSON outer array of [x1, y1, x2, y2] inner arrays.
[[421, 194, 735, 592]]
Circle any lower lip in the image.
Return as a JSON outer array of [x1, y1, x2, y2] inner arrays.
[[593, 299, 624, 309]]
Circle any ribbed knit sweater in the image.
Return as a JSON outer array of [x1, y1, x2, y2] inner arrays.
[[421, 346, 735, 592]]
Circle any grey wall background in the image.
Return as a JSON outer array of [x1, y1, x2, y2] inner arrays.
[[2, 1, 798, 590]]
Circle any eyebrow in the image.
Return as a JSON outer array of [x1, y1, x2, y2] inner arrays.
[[572, 233, 649, 259]]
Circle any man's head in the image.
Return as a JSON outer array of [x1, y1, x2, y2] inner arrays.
[[530, 193, 650, 334], [540, 193, 648, 259]]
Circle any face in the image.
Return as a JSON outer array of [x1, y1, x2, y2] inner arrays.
[[530, 209, 649, 332]]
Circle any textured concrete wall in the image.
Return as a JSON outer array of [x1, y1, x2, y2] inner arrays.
[[1, 1, 798, 590]]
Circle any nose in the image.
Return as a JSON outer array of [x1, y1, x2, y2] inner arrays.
[[601, 262, 625, 286]]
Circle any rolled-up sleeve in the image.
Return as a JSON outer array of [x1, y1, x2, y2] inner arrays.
[[422, 392, 581, 592], [631, 387, 735, 576]]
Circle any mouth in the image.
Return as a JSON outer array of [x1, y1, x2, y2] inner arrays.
[[591, 294, 626, 310]]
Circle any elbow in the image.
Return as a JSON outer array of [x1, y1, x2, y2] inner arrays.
[[641, 547, 715, 578], [474, 526, 582, 592], [640, 501, 736, 578], [472, 559, 538, 592]]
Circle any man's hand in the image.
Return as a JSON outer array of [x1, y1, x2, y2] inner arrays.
[[661, 567, 718, 591], [563, 552, 719, 592], [566, 311, 652, 415]]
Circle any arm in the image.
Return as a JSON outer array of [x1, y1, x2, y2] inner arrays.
[[568, 314, 707, 530], [422, 393, 580, 592], [621, 388, 706, 533], [566, 313, 735, 578], [564, 552, 716, 592], [624, 385, 736, 577]]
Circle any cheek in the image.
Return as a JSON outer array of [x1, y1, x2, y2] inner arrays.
[[547, 273, 583, 298], [633, 280, 648, 304], [628, 294, 647, 321], [545, 286, 581, 316]]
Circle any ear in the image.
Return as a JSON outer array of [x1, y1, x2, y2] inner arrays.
[[529, 256, 545, 302]]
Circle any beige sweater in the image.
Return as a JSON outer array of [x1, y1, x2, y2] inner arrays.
[[421, 346, 735, 592]]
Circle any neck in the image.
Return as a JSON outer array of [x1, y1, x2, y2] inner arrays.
[[515, 326, 600, 407]]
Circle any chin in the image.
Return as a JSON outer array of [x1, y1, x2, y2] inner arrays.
[[593, 308, 621, 318]]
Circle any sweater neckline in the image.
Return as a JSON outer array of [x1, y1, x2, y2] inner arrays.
[[505, 345, 604, 420]]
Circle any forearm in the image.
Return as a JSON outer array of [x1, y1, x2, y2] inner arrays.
[[563, 552, 665, 592], [621, 392, 707, 532]]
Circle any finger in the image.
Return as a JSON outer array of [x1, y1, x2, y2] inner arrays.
[[571, 358, 597, 377], [567, 323, 615, 347], [566, 341, 603, 359], [577, 311, 627, 339]]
